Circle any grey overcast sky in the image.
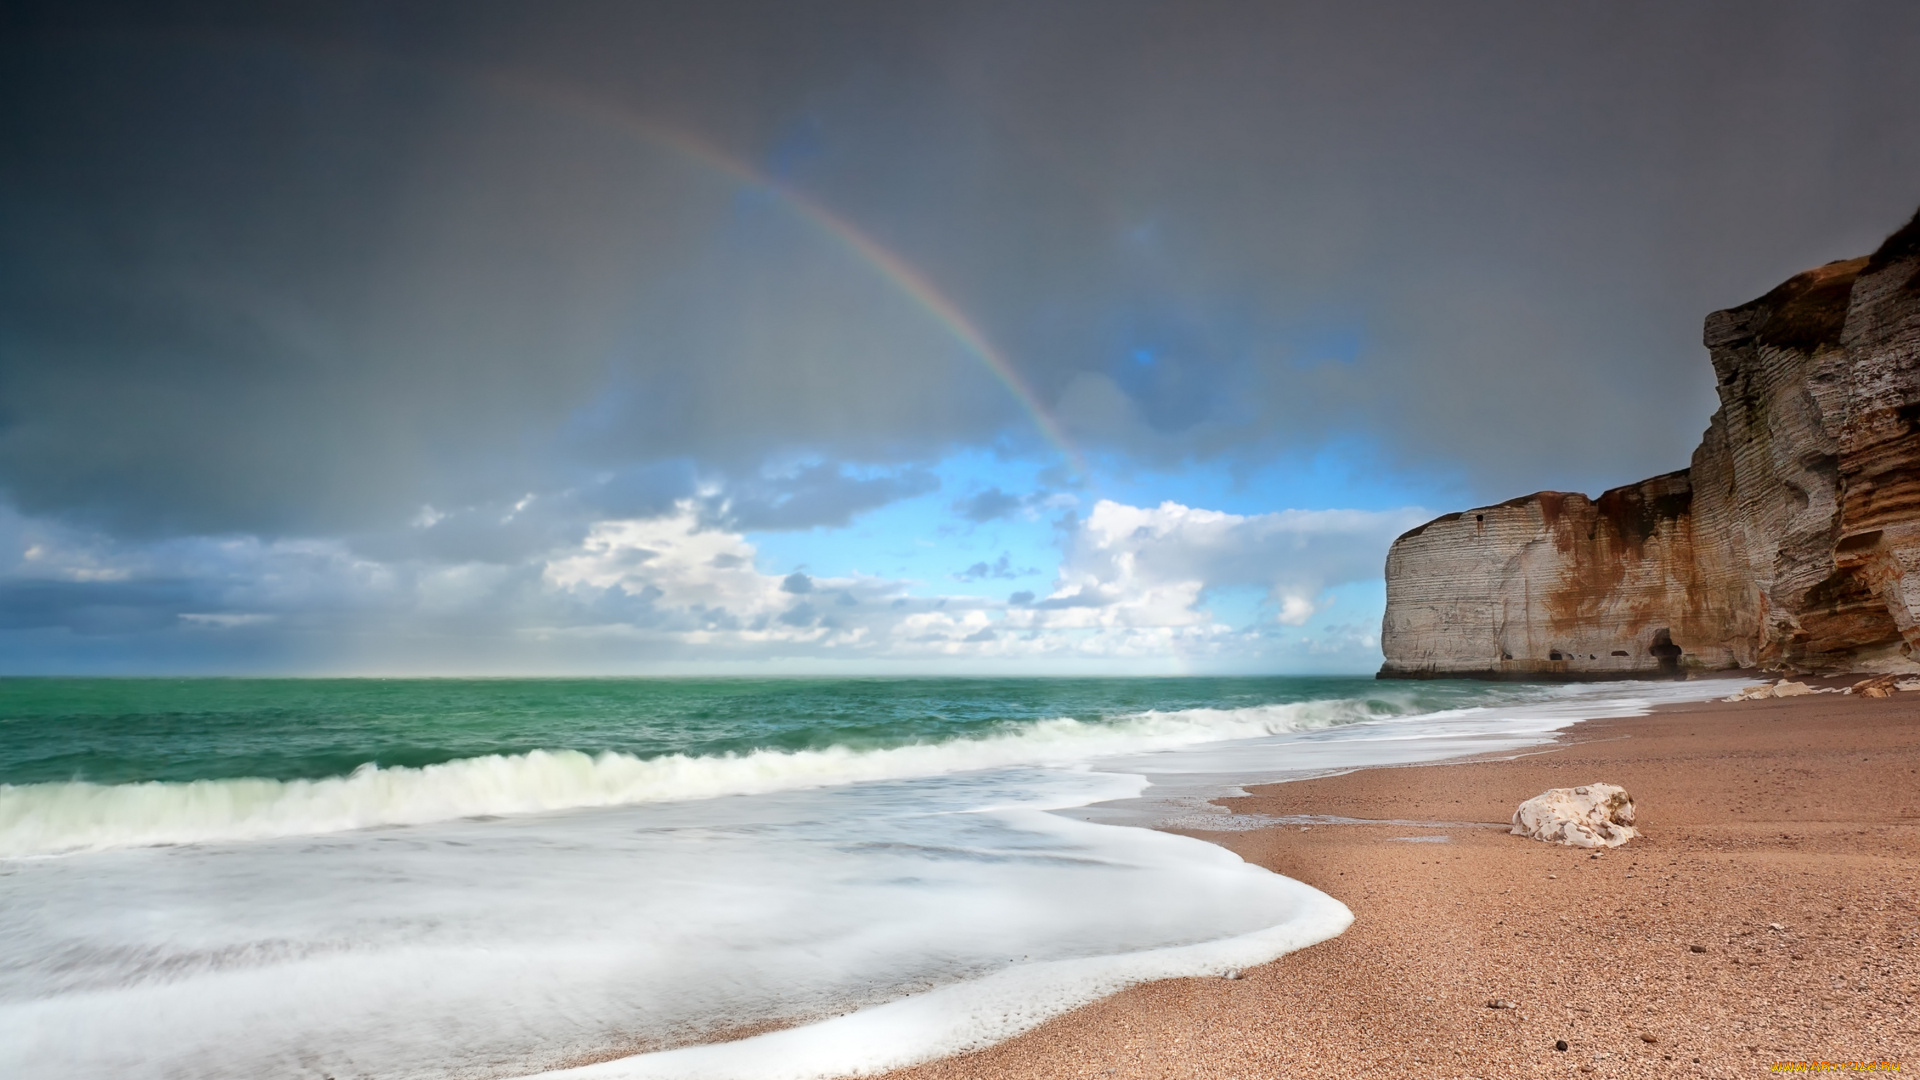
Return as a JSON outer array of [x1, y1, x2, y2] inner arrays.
[[2, 1, 1917, 673]]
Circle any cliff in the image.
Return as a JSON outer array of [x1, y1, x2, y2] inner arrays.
[[1381, 206, 1920, 679]]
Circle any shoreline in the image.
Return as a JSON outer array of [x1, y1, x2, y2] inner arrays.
[[886, 689, 1920, 1079]]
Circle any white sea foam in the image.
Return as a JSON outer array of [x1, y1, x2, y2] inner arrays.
[[0, 785, 1344, 1080], [0, 697, 1392, 857], [544, 880, 1352, 1080]]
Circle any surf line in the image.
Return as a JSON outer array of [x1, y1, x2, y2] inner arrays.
[[479, 71, 1089, 479]]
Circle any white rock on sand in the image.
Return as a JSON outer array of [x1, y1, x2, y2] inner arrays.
[[1510, 784, 1638, 849]]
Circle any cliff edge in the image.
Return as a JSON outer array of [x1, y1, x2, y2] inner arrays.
[[1380, 205, 1920, 679]]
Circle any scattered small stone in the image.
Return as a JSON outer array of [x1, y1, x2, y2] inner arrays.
[[1769, 923, 1785, 932], [1222, 970, 1241, 980], [1486, 999, 1517, 1009], [1555, 1039, 1569, 1052], [1640, 1032, 1659, 1043], [1689, 944, 1707, 953]]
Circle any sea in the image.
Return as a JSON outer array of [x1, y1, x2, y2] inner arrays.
[[0, 675, 1735, 1080]]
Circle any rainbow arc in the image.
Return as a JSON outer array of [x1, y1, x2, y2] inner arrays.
[[489, 73, 1089, 478]]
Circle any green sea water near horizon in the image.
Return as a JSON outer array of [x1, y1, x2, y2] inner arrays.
[[0, 673, 1519, 787]]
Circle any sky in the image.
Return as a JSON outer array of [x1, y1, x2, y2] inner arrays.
[[2, 1, 1917, 675]]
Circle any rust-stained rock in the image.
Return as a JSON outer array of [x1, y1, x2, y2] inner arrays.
[[1380, 472, 1727, 679], [1850, 674, 1901, 699], [1382, 205, 1920, 679]]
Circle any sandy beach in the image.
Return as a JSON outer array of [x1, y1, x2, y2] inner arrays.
[[890, 688, 1920, 1079]]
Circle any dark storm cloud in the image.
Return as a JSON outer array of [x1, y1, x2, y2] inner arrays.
[[953, 487, 1026, 523], [351, 497, 592, 565], [0, 578, 205, 635], [708, 464, 940, 532], [0, 9, 1002, 539], [3, 0, 1918, 546]]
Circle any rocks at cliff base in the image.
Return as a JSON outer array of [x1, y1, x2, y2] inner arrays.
[[1842, 676, 1920, 695], [1723, 679, 1820, 701], [1510, 784, 1638, 849], [1849, 674, 1901, 698]]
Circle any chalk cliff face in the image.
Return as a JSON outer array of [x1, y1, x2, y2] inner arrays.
[[1381, 207, 1920, 679]]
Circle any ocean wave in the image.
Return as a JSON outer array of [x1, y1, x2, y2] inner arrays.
[[0, 697, 1397, 857]]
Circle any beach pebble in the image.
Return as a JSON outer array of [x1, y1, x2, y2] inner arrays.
[[1485, 999, 1517, 1009], [1556, 1040, 1569, 1052], [1509, 783, 1638, 848], [1690, 944, 1707, 953]]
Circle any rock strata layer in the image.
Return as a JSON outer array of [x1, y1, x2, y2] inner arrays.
[[1382, 206, 1920, 679]]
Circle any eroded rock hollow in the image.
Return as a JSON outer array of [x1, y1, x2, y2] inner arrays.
[[1380, 206, 1920, 679]]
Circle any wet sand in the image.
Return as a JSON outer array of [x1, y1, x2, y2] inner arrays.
[[889, 690, 1920, 1079]]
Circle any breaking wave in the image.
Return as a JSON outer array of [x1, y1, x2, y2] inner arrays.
[[0, 697, 1397, 857]]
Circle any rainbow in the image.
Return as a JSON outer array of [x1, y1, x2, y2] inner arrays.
[[482, 73, 1089, 477]]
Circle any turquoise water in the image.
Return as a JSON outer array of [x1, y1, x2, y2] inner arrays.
[[0, 675, 1499, 786]]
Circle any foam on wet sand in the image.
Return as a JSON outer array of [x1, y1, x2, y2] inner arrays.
[[887, 688, 1920, 1079]]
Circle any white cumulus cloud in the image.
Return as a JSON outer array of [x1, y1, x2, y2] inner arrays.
[[1048, 499, 1427, 628]]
